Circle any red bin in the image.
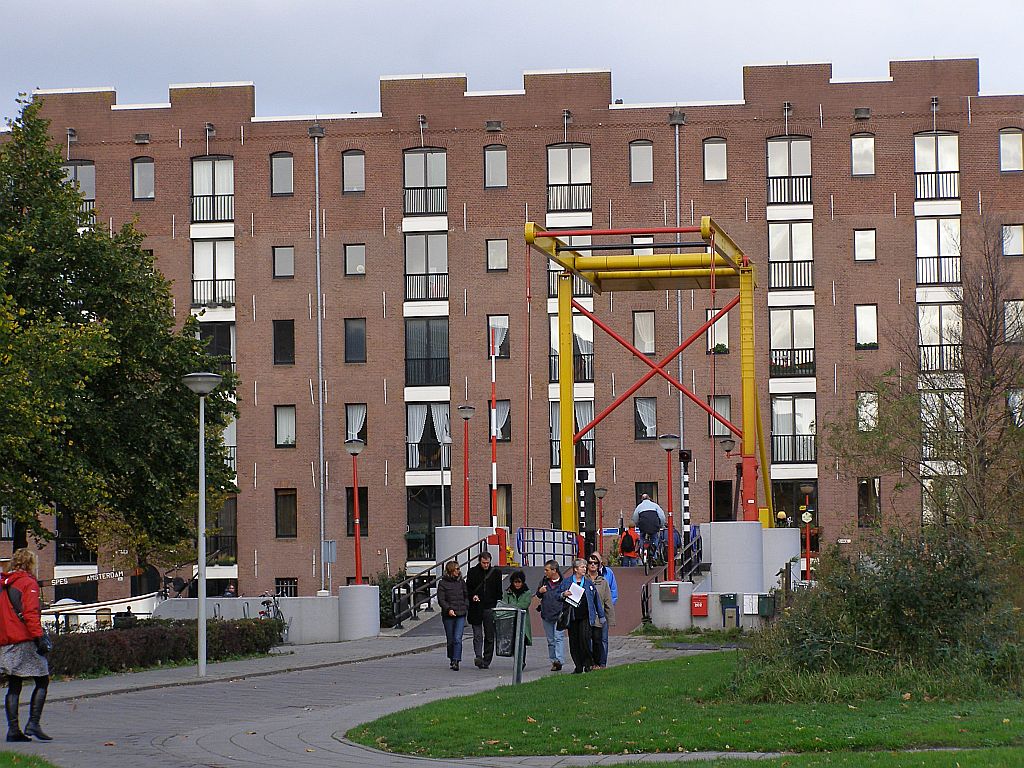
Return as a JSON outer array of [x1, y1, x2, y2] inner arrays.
[[691, 594, 708, 617]]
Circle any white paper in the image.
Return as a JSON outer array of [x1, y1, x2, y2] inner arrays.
[[565, 581, 585, 607]]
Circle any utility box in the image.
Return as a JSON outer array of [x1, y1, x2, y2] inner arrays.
[[758, 593, 776, 618], [723, 607, 739, 627], [658, 583, 680, 602], [720, 592, 738, 609], [691, 594, 708, 616]]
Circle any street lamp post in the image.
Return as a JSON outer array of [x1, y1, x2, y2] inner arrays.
[[345, 438, 366, 585], [457, 404, 475, 526], [799, 482, 815, 581], [182, 371, 223, 678], [658, 433, 680, 581], [594, 487, 608, 555]]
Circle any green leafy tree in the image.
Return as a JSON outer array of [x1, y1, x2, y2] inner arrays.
[[0, 99, 237, 563]]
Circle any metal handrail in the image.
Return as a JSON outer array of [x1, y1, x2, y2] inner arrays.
[[640, 528, 705, 625], [391, 536, 493, 629]]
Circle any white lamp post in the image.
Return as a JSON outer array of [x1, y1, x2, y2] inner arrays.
[[182, 371, 223, 677]]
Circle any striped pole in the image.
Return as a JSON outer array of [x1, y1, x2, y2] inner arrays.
[[490, 327, 498, 529], [680, 449, 691, 547]]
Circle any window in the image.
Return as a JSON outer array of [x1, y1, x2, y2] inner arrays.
[[635, 482, 658, 505], [999, 128, 1023, 172], [771, 395, 816, 463], [404, 233, 448, 300], [486, 239, 508, 271], [199, 321, 235, 372], [270, 152, 293, 195], [487, 315, 510, 358], [0, 508, 13, 541], [855, 305, 878, 349], [272, 320, 295, 365], [484, 145, 507, 188], [62, 160, 96, 200], [857, 391, 879, 431], [1003, 225, 1024, 257], [851, 133, 875, 176], [191, 156, 234, 222], [1005, 300, 1024, 342], [769, 307, 814, 376], [405, 318, 449, 386], [131, 157, 155, 200], [857, 477, 881, 527], [275, 405, 296, 447], [490, 399, 512, 441], [345, 318, 367, 363], [768, 221, 813, 289], [345, 244, 366, 275], [406, 402, 452, 470], [346, 486, 368, 536], [274, 489, 297, 538], [703, 138, 727, 181], [346, 403, 368, 443], [1008, 389, 1024, 427], [914, 132, 959, 199], [921, 390, 965, 461], [854, 229, 876, 262], [547, 143, 591, 211], [629, 140, 653, 183], [192, 240, 235, 306], [404, 148, 447, 214], [274, 577, 298, 597], [918, 303, 962, 371], [916, 218, 961, 284], [548, 400, 595, 468], [633, 311, 655, 355], [766, 136, 812, 204], [492, 484, 512, 530], [631, 236, 654, 255], [709, 395, 731, 437], [706, 308, 729, 352], [922, 475, 959, 525], [273, 246, 294, 278], [342, 150, 365, 193], [634, 397, 657, 440], [549, 314, 595, 383]]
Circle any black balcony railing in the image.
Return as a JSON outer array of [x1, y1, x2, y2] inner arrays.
[[403, 186, 447, 215], [916, 256, 961, 285], [191, 279, 236, 306], [191, 194, 234, 223], [55, 537, 97, 566], [79, 199, 96, 225], [225, 445, 236, 473], [769, 260, 814, 290], [550, 437, 596, 468], [771, 433, 817, 463], [915, 170, 960, 200], [405, 357, 450, 386], [767, 175, 812, 205], [548, 353, 595, 383], [207, 534, 237, 561], [919, 343, 962, 372], [547, 271, 593, 298], [769, 348, 815, 377], [406, 441, 453, 470], [547, 183, 592, 212], [405, 273, 449, 301]]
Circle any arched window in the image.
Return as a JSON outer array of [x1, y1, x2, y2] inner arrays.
[[850, 133, 875, 177], [270, 151, 293, 196], [484, 144, 507, 188], [999, 128, 1023, 172], [342, 150, 365, 193], [703, 138, 727, 181], [629, 140, 653, 183], [131, 156, 155, 200], [403, 148, 447, 214]]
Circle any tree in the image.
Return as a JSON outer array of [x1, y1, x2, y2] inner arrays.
[[0, 99, 237, 563]]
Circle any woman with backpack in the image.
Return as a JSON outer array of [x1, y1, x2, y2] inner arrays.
[[0, 549, 52, 741], [619, 523, 640, 567]]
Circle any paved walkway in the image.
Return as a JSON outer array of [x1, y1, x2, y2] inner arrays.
[[4, 635, 770, 767]]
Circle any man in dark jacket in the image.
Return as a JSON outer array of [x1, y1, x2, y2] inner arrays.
[[464, 551, 502, 669], [535, 560, 566, 671]]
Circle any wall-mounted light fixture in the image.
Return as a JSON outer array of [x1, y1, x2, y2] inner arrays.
[[307, 124, 325, 139], [668, 107, 686, 126]]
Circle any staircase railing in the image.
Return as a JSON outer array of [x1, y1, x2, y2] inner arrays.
[[391, 536, 492, 629]]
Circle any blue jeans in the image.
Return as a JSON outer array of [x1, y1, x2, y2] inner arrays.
[[542, 618, 565, 664], [442, 614, 466, 662], [620, 556, 638, 567]]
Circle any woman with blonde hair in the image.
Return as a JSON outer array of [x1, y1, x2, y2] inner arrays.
[[0, 549, 51, 741], [435, 560, 469, 671]]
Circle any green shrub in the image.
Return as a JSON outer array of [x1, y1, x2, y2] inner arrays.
[[370, 569, 406, 628], [48, 618, 283, 677]]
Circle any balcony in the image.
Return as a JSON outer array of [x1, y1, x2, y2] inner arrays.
[[550, 437, 595, 468], [548, 353, 594, 383], [767, 175, 812, 205], [919, 343, 962, 372], [191, 279, 236, 307], [55, 537, 97, 566], [403, 186, 447, 215], [79, 199, 96, 226], [547, 271, 593, 298], [916, 256, 961, 286], [768, 261, 814, 290], [405, 357, 450, 387], [206, 533, 237, 562], [922, 431, 963, 460], [191, 194, 234, 223], [405, 273, 449, 301], [915, 171, 959, 200], [771, 433, 816, 463], [547, 183, 592, 212], [770, 348, 815, 377], [406, 441, 452, 471]]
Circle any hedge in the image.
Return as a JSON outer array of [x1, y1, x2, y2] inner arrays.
[[47, 618, 284, 677]]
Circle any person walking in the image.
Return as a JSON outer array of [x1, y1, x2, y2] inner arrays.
[[436, 561, 469, 671], [501, 570, 533, 669], [0, 549, 52, 742], [465, 551, 502, 669], [586, 554, 615, 669], [535, 560, 566, 671], [557, 558, 605, 674]]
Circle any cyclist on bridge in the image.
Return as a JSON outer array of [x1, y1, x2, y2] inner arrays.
[[631, 494, 666, 554]]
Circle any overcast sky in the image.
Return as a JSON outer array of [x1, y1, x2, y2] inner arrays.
[[3, 1, 1023, 123]]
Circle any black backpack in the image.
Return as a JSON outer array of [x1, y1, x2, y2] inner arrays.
[[620, 532, 636, 554]]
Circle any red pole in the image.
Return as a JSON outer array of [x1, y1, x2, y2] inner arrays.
[[666, 450, 676, 581], [598, 497, 604, 555], [490, 328, 498, 529], [804, 493, 810, 581], [352, 454, 363, 584], [462, 416, 470, 526]]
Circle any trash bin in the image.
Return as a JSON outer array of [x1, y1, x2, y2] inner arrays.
[[113, 611, 137, 630], [719, 592, 738, 609], [493, 606, 521, 658], [757, 593, 776, 618]]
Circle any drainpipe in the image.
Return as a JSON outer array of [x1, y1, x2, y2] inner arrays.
[[309, 124, 326, 593], [669, 108, 687, 538]]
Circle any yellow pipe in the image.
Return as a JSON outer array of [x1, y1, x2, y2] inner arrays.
[[557, 273, 577, 532], [573, 253, 733, 271], [739, 265, 759, 521], [755, 396, 775, 527], [701, 215, 746, 269], [580, 269, 739, 284]]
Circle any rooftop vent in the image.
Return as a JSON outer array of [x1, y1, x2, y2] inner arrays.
[[133, 133, 150, 144]]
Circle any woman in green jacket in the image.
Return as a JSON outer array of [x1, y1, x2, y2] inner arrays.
[[502, 570, 533, 667]]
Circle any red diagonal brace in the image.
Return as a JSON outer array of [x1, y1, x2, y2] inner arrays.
[[572, 295, 743, 441]]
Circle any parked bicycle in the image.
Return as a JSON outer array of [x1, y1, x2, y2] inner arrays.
[[258, 590, 289, 642]]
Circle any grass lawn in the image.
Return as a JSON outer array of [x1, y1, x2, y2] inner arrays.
[[603, 747, 1024, 767], [0, 753, 60, 768], [346, 652, 1024, 759]]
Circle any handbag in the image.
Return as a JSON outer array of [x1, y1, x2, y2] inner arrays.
[[555, 602, 572, 631]]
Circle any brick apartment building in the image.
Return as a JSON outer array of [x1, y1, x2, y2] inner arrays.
[[12, 57, 1024, 599]]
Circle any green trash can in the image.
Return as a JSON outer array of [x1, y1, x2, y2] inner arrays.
[[719, 592, 738, 609], [757, 593, 775, 618], [493, 607, 520, 658]]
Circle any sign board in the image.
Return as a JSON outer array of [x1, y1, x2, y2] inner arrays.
[[45, 569, 132, 587], [601, 528, 620, 536], [743, 594, 759, 615], [837, 538, 852, 544], [801, 511, 814, 524]]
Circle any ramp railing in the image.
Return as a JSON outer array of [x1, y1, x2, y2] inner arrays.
[[392, 536, 491, 629]]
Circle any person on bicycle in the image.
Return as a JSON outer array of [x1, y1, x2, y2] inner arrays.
[[632, 494, 666, 555]]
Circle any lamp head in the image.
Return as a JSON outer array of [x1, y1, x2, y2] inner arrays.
[[345, 438, 366, 457], [799, 482, 816, 496], [657, 433, 680, 452], [594, 486, 608, 500], [182, 372, 223, 396], [718, 436, 737, 454], [457, 404, 476, 421]]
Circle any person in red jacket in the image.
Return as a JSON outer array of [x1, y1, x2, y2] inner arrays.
[[0, 549, 51, 742]]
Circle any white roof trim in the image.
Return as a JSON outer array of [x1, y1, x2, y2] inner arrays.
[[168, 81, 254, 90], [465, 89, 526, 97], [829, 76, 894, 84], [381, 73, 465, 82], [609, 99, 745, 110], [744, 60, 831, 68], [251, 112, 382, 123], [111, 102, 172, 111], [33, 86, 114, 96], [978, 91, 1021, 98], [524, 68, 610, 76]]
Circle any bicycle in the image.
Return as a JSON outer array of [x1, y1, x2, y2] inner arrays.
[[258, 590, 289, 643], [639, 531, 663, 575]]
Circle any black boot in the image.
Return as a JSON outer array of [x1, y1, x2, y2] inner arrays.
[[23, 686, 50, 741], [5, 688, 28, 743]]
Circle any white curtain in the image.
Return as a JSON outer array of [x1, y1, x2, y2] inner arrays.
[[574, 400, 595, 439], [430, 403, 451, 444], [634, 311, 655, 354], [406, 404, 429, 468], [549, 402, 560, 440], [495, 400, 511, 438], [346, 404, 367, 441], [489, 316, 509, 356], [636, 398, 657, 438], [573, 316, 594, 379], [276, 406, 295, 445]]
